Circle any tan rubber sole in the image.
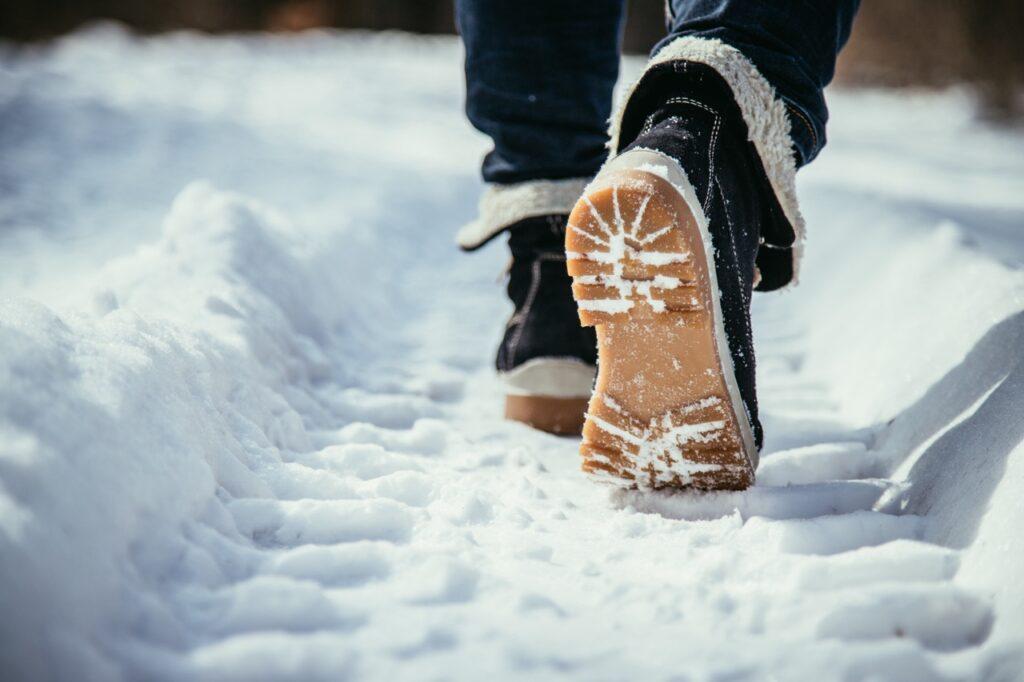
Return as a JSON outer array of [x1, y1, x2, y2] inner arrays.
[[566, 167, 754, 490], [505, 395, 588, 436]]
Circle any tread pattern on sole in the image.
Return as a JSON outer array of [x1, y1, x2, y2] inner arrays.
[[566, 173, 753, 491]]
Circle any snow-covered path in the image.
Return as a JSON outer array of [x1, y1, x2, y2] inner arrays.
[[2, 27, 1024, 681]]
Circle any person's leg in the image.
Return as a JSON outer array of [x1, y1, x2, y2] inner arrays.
[[659, 0, 860, 166], [457, 0, 624, 185], [455, 0, 626, 435], [568, 1, 860, 488], [455, 0, 626, 250]]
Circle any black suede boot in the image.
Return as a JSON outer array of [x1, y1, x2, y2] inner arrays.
[[566, 61, 795, 490], [497, 215, 597, 435]]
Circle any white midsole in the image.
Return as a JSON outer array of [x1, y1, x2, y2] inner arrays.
[[588, 148, 759, 472], [500, 357, 597, 398]]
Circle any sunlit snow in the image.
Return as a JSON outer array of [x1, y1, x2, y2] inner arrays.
[[2, 25, 1024, 681]]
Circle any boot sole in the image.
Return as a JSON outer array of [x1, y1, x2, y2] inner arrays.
[[566, 150, 756, 490], [501, 358, 595, 436]]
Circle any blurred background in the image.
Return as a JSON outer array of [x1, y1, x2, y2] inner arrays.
[[1, 0, 1022, 118]]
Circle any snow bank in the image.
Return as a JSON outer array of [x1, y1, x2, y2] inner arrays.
[[794, 146, 1024, 648], [0, 184, 343, 678]]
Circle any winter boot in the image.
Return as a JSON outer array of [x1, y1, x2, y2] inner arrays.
[[496, 215, 597, 435], [566, 44, 804, 490]]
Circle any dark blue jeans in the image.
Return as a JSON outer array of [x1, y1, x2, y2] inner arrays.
[[456, 0, 859, 185]]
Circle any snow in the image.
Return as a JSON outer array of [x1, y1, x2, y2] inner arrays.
[[2, 24, 1024, 681]]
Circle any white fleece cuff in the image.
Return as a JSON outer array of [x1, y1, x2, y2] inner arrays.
[[608, 36, 805, 286], [456, 178, 589, 250]]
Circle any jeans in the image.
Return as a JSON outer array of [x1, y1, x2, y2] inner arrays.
[[456, 0, 859, 184]]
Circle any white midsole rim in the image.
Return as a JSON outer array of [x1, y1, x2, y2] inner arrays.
[[587, 148, 759, 472], [500, 357, 597, 398]]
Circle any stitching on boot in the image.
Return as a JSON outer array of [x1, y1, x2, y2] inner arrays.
[[660, 97, 722, 212], [507, 253, 565, 367]]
